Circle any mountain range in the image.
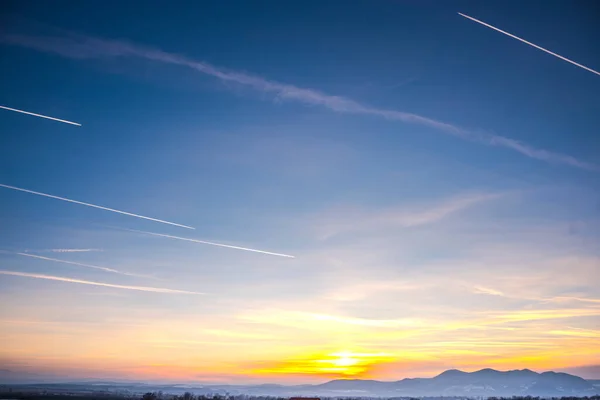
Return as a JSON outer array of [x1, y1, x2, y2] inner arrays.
[[307, 369, 600, 397], [2, 368, 600, 398]]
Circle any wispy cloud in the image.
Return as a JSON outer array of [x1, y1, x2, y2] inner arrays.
[[3, 251, 149, 278], [0, 183, 194, 229], [123, 228, 295, 258], [1, 32, 596, 170], [548, 296, 600, 304], [379, 193, 500, 228], [308, 313, 422, 328], [0, 270, 204, 294], [549, 328, 600, 338], [458, 12, 600, 77], [50, 248, 101, 253], [239, 309, 422, 330], [239, 305, 600, 339], [25, 248, 103, 253], [316, 192, 500, 239], [473, 285, 505, 296], [201, 329, 276, 340], [0, 105, 81, 126], [325, 280, 428, 302], [486, 308, 600, 323]]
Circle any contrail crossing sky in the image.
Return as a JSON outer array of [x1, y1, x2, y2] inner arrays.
[[126, 228, 295, 258], [0, 183, 194, 230], [458, 12, 600, 77], [0, 270, 204, 295], [0, 105, 82, 126]]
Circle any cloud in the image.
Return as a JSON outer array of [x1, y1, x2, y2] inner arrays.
[[0, 105, 81, 126], [0, 183, 194, 229], [308, 313, 423, 328], [485, 308, 600, 323], [458, 12, 600, 77], [0, 270, 204, 294], [547, 296, 600, 304], [122, 228, 295, 258], [236, 297, 600, 339], [325, 280, 428, 302], [50, 248, 102, 253], [316, 192, 500, 239], [473, 285, 505, 296], [25, 248, 103, 253], [201, 329, 276, 340], [239, 309, 423, 330], [4, 251, 149, 278], [1, 32, 597, 170], [381, 193, 501, 227], [549, 328, 600, 338]]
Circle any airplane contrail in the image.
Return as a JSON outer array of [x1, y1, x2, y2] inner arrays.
[[26, 248, 102, 253], [124, 228, 295, 258], [0, 105, 82, 126], [458, 12, 600, 77], [0, 270, 204, 294], [5, 251, 151, 279], [0, 183, 194, 230]]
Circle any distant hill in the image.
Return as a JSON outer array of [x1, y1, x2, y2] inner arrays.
[[2, 368, 599, 398], [306, 368, 598, 397]]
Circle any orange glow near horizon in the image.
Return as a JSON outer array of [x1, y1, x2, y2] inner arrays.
[[2, 261, 599, 383], [251, 350, 398, 378], [4, 316, 599, 383]]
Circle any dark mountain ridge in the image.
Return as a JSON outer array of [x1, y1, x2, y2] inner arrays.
[[2, 368, 599, 398], [305, 368, 597, 397]]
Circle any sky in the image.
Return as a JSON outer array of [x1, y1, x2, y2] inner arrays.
[[0, 0, 599, 384]]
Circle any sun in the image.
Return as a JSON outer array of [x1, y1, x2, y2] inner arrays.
[[251, 350, 395, 377], [314, 350, 383, 375], [330, 354, 359, 368]]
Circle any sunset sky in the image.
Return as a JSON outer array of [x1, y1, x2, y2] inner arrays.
[[0, 0, 599, 383]]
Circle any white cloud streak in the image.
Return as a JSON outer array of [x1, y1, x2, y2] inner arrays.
[[473, 285, 505, 296], [51, 248, 101, 253], [25, 248, 103, 253], [123, 228, 295, 258], [380, 193, 500, 227], [550, 328, 600, 338], [1, 32, 597, 170], [6, 251, 149, 279], [317, 192, 500, 239], [239, 309, 422, 329], [0, 270, 204, 294], [0, 183, 194, 229], [458, 12, 600, 77], [0, 105, 81, 126], [549, 296, 600, 304]]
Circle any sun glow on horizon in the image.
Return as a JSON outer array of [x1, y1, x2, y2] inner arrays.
[[250, 350, 403, 378]]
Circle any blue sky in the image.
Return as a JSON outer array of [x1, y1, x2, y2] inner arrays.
[[0, 0, 599, 382]]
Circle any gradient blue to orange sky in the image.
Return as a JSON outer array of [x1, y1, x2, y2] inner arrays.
[[0, 0, 599, 383]]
